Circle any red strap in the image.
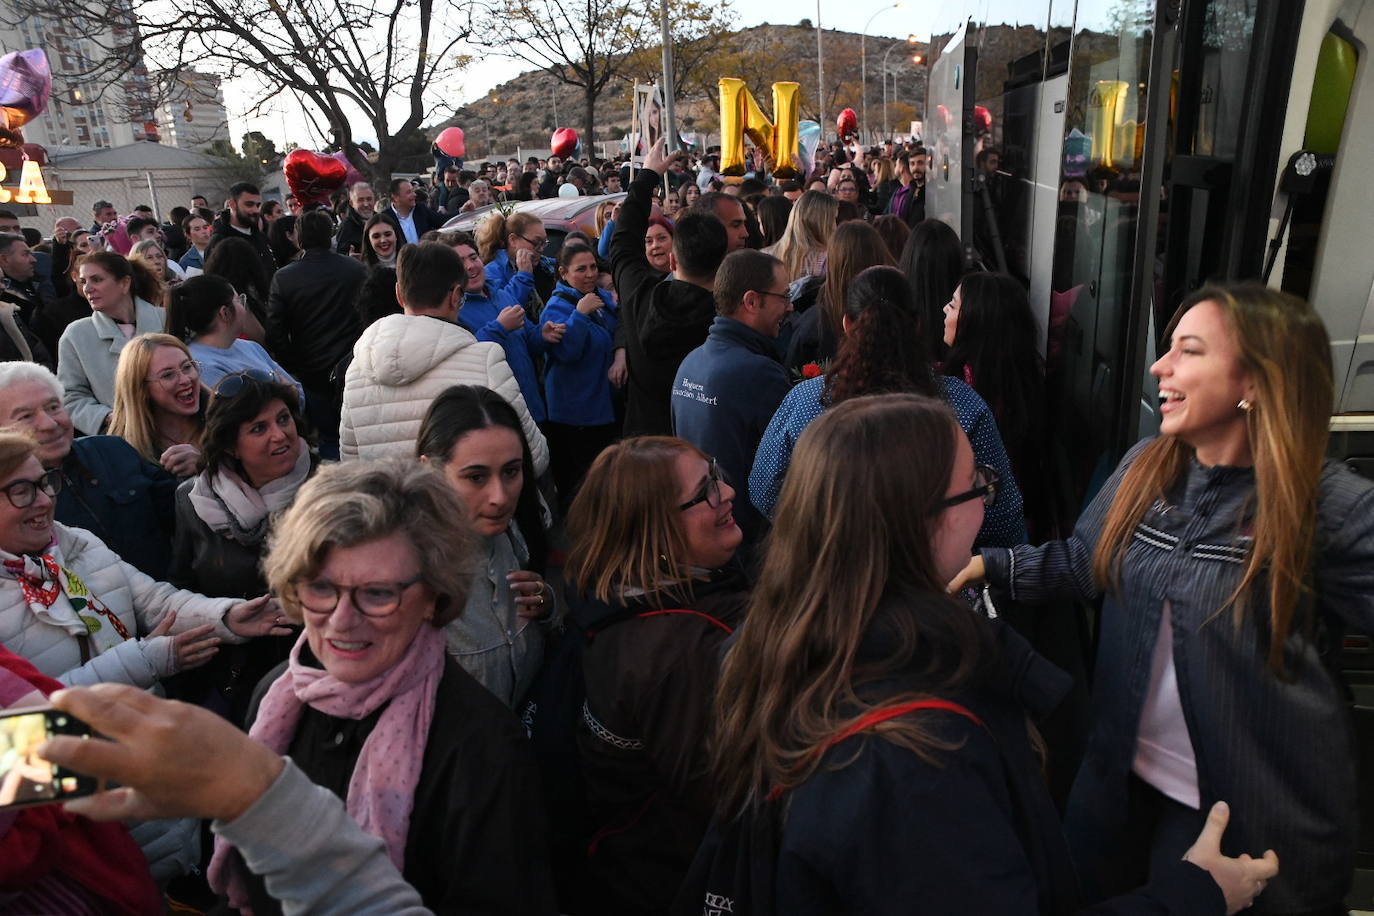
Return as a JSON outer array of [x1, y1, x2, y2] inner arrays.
[[633, 608, 734, 634], [766, 699, 984, 801]]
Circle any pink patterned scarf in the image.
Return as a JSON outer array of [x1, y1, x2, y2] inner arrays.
[[208, 623, 446, 910]]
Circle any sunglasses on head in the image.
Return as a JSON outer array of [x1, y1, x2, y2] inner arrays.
[[213, 368, 278, 399]]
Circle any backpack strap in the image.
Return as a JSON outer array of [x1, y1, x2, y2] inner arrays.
[[585, 607, 734, 641], [766, 699, 985, 801]]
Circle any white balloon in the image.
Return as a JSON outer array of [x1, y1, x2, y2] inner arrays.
[[558, 182, 579, 198]]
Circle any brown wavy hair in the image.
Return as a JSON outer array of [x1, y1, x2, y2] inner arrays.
[[475, 210, 542, 262], [825, 265, 939, 405], [564, 436, 712, 607], [711, 394, 990, 815], [1092, 283, 1333, 674]]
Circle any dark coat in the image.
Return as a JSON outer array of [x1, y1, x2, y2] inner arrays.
[[266, 247, 366, 391], [0, 302, 52, 370], [986, 443, 1374, 913], [570, 571, 748, 915], [54, 436, 177, 579], [31, 293, 90, 359], [613, 167, 716, 437], [332, 207, 368, 256], [208, 211, 278, 280], [380, 203, 446, 243], [676, 617, 1223, 916], [671, 316, 790, 545], [245, 651, 559, 915]]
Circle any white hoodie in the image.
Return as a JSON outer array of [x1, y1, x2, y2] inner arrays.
[[339, 313, 549, 474]]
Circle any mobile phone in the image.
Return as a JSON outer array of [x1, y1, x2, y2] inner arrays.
[[0, 705, 99, 810]]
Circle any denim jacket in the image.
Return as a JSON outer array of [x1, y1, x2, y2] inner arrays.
[[983, 437, 1374, 912]]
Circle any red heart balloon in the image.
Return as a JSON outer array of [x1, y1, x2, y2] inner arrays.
[[837, 108, 858, 140], [550, 128, 578, 159], [283, 149, 348, 205]]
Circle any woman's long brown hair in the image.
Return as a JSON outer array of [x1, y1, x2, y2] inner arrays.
[[1092, 284, 1334, 674], [711, 394, 988, 816], [564, 436, 711, 608]]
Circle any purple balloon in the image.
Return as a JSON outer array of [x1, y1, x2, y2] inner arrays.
[[327, 150, 366, 188], [0, 49, 50, 123]]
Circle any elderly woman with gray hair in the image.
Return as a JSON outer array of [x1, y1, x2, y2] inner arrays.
[[210, 459, 557, 915]]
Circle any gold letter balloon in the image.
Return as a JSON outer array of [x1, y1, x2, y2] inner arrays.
[[718, 79, 802, 179]]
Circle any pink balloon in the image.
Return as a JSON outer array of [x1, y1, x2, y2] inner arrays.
[[436, 127, 466, 158]]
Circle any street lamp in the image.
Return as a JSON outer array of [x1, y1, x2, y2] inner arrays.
[[861, 2, 905, 143], [880, 34, 918, 139]]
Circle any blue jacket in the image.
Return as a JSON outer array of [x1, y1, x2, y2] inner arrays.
[[750, 375, 1026, 547], [671, 317, 790, 545], [541, 282, 618, 426], [485, 250, 555, 305], [56, 436, 178, 578], [460, 285, 549, 423]]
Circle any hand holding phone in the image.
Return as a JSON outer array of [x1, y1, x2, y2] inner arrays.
[[0, 705, 98, 810]]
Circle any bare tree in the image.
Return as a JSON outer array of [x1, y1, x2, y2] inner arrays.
[[3, 0, 475, 180], [486, 0, 735, 147]]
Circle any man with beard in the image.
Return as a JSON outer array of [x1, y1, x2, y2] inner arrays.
[[537, 154, 565, 199], [207, 182, 277, 279], [0, 234, 52, 368]]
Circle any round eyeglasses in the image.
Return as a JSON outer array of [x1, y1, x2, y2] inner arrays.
[[292, 576, 423, 618], [147, 359, 200, 390], [678, 458, 727, 512]]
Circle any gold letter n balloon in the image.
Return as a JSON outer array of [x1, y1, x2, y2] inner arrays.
[[718, 79, 802, 179]]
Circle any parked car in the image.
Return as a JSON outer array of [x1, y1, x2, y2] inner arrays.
[[440, 193, 627, 259]]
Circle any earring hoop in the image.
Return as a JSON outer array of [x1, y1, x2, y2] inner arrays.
[[1237, 399, 1253, 412]]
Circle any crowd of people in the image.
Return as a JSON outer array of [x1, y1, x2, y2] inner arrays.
[[0, 130, 1366, 916]]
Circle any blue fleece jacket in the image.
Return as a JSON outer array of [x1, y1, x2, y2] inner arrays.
[[671, 316, 790, 544], [541, 282, 619, 426], [485, 249, 555, 305], [460, 285, 549, 423]]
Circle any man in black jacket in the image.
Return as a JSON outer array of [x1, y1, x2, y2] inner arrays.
[[333, 182, 376, 257], [381, 177, 445, 245], [614, 139, 728, 437], [266, 210, 365, 459], [208, 182, 277, 280]]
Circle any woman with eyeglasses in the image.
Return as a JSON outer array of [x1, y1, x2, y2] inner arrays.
[[752, 265, 1025, 548], [208, 459, 557, 915], [167, 369, 317, 720], [57, 251, 165, 436], [416, 385, 550, 708], [478, 211, 557, 308], [108, 333, 207, 479], [561, 435, 748, 915], [684, 393, 1276, 916], [0, 430, 293, 690], [166, 274, 303, 407]]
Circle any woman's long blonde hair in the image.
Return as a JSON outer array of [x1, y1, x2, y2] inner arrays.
[[475, 210, 542, 262], [711, 395, 989, 816], [772, 190, 838, 282], [1092, 283, 1334, 674], [108, 333, 202, 464], [564, 436, 711, 608]]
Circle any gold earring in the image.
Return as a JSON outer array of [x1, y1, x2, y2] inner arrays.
[[1237, 399, 1253, 412]]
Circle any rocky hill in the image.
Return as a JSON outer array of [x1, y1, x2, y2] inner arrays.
[[436, 21, 934, 157]]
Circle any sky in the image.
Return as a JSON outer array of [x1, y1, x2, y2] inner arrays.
[[222, 0, 955, 150]]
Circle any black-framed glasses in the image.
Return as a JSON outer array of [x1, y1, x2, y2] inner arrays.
[[293, 575, 422, 618], [146, 359, 200, 389], [678, 458, 727, 512], [214, 368, 277, 399], [750, 289, 791, 304], [517, 233, 548, 251], [935, 465, 999, 512], [2, 467, 62, 509]]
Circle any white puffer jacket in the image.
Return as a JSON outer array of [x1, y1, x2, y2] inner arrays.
[[339, 313, 549, 473], [0, 523, 243, 687]]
